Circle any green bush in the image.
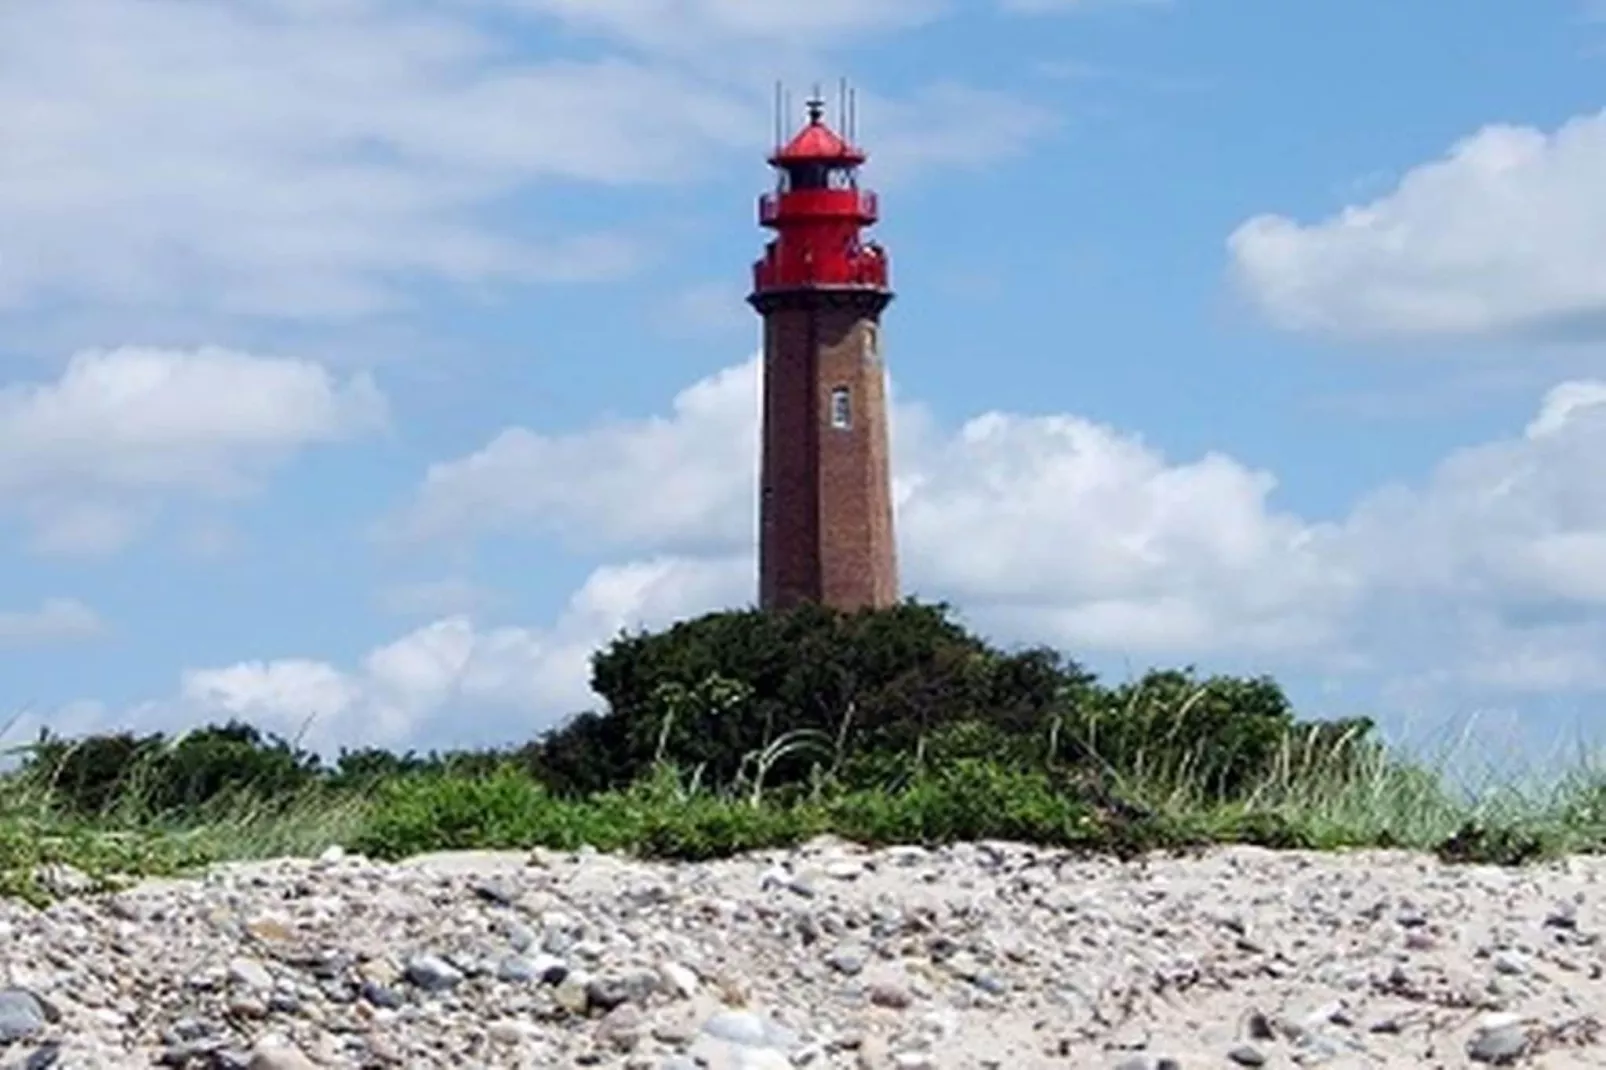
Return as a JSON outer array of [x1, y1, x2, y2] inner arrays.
[[527, 602, 1376, 808], [20, 721, 322, 817], [531, 601, 1077, 795], [1055, 669, 1377, 801], [2, 600, 1394, 874]]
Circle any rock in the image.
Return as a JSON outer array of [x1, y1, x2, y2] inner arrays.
[[473, 880, 517, 906], [825, 944, 869, 976], [1492, 950, 1527, 976], [403, 954, 464, 992], [1467, 1013, 1529, 1064], [867, 981, 913, 1009], [247, 1043, 318, 1070], [23, 1043, 61, 1070], [488, 1018, 536, 1045], [597, 1002, 645, 1051], [227, 957, 274, 991], [497, 954, 558, 984], [1545, 901, 1579, 929], [3, 835, 1606, 1068], [0, 989, 48, 1043], [658, 961, 698, 999], [825, 859, 865, 881], [701, 1010, 772, 1046], [359, 980, 403, 1008]]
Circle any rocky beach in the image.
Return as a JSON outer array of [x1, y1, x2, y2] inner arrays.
[[1, 839, 1604, 1068]]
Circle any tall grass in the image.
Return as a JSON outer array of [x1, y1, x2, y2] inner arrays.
[[3, 707, 1605, 905]]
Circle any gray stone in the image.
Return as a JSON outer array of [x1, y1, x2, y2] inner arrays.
[[1227, 1044, 1266, 1067], [23, 1043, 61, 1070], [825, 944, 868, 975], [247, 1044, 318, 1070], [0, 989, 47, 1043], [1467, 1014, 1529, 1064], [360, 980, 403, 1008], [596, 1002, 645, 1051], [403, 954, 464, 992], [227, 956, 274, 991]]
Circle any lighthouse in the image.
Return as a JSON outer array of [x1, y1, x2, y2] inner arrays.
[[749, 91, 898, 613]]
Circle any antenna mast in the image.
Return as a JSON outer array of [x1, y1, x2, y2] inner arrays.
[[772, 81, 783, 152]]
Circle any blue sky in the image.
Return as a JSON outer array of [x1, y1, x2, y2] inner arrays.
[[5, 0, 1606, 761]]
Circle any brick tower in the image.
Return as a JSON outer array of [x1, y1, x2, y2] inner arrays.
[[749, 92, 898, 612]]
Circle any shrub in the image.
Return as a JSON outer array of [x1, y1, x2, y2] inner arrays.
[[527, 601, 1376, 808], [532, 601, 1075, 795], [20, 721, 322, 817]]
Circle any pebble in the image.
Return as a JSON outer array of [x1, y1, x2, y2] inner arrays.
[[246, 1044, 317, 1070], [1466, 1012, 1529, 1064], [403, 953, 463, 992], [0, 841, 1603, 1068], [1227, 1043, 1267, 1066], [0, 989, 47, 1042]]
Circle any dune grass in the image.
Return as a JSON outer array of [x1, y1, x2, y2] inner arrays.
[[4, 711, 1606, 906]]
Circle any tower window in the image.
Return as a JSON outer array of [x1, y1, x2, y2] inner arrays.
[[829, 386, 851, 429]]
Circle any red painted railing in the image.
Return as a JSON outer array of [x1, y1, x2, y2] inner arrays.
[[752, 242, 890, 291], [758, 189, 878, 226]]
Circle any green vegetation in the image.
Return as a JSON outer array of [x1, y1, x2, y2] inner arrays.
[[3, 601, 1603, 903]]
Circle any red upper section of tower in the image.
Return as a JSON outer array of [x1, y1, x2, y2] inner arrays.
[[768, 112, 866, 167], [751, 95, 890, 296]]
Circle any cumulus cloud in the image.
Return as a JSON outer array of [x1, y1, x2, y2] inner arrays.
[[148, 360, 1606, 749], [0, 598, 104, 646], [396, 360, 757, 553], [398, 357, 1354, 656], [1229, 111, 1606, 340], [896, 412, 1353, 652], [176, 555, 749, 753], [0, 345, 386, 554], [1340, 379, 1606, 607]]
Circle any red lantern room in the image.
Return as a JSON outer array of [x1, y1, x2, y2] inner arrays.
[[751, 95, 891, 295]]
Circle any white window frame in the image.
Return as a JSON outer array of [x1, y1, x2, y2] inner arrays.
[[829, 386, 851, 430]]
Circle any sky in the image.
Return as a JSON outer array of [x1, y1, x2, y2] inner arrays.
[[5, 0, 1606, 762]]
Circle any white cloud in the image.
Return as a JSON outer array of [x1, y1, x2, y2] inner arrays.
[[0, 599, 104, 646], [175, 554, 748, 753], [0, 345, 386, 554], [0, 0, 1057, 322], [396, 359, 758, 553], [1338, 378, 1606, 609], [0, 0, 755, 318], [399, 357, 1353, 656], [91, 360, 1606, 750], [896, 411, 1354, 652], [1229, 111, 1606, 340], [860, 84, 1060, 182], [500, 0, 945, 56]]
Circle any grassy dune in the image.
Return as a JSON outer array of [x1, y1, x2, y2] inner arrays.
[[4, 711, 1604, 906]]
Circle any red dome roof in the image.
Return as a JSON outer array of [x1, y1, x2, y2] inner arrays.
[[769, 102, 866, 166]]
